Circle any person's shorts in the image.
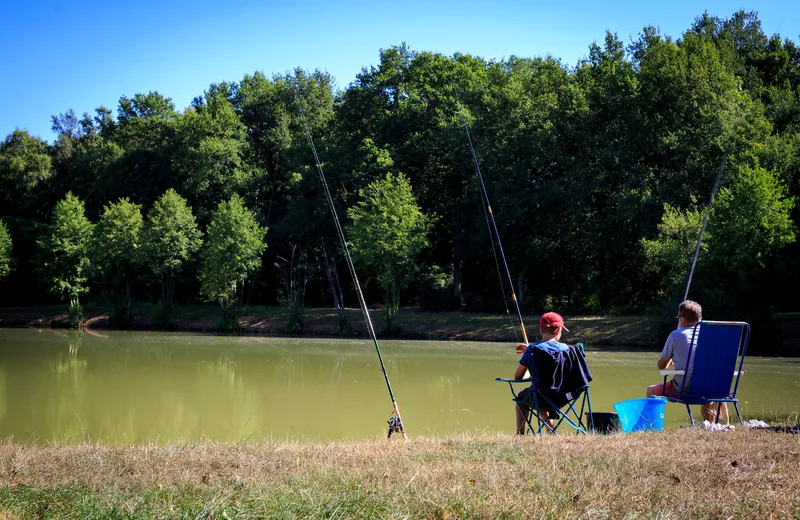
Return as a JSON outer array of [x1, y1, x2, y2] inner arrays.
[[517, 386, 570, 415], [646, 379, 678, 397]]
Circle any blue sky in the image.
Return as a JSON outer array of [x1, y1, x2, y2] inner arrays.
[[2, 0, 798, 142]]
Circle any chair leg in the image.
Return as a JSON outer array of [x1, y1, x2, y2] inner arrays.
[[538, 413, 558, 435], [530, 394, 560, 436], [585, 392, 594, 432], [515, 402, 528, 435], [531, 395, 544, 435], [577, 395, 587, 433], [526, 395, 552, 436], [733, 402, 743, 424], [686, 404, 695, 425], [559, 412, 586, 434], [526, 408, 555, 435], [557, 401, 588, 434], [517, 402, 547, 436], [519, 390, 593, 436], [574, 391, 588, 432], [545, 391, 592, 435]]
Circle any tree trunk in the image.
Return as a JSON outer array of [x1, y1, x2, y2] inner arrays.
[[390, 287, 400, 321], [452, 240, 462, 299], [322, 245, 346, 322], [163, 276, 175, 309]]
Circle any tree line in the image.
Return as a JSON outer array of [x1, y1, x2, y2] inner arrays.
[[0, 11, 798, 341]]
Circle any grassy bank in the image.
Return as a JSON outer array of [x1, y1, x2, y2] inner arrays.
[[1, 430, 798, 519]]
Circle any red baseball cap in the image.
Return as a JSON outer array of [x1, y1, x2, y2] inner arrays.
[[540, 312, 569, 332]]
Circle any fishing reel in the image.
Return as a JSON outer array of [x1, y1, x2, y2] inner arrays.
[[387, 413, 405, 439]]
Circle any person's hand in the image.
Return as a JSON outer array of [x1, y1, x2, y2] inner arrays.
[[515, 343, 527, 354]]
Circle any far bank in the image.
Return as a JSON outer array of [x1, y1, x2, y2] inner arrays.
[[0, 304, 798, 355]]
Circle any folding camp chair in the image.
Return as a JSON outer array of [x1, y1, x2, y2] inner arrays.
[[496, 343, 593, 435], [659, 320, 750, 425]]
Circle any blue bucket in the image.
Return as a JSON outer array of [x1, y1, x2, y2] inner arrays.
[[613, 398, 666, 433]]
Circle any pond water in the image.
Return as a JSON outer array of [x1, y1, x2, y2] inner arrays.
[[0, 329, 797, 443]]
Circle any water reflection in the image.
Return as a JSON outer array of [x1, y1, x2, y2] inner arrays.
[[0, 329, 797, 443], [50, 330, 87, 377]]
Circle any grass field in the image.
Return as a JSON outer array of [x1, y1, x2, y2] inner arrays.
[[0, 429, 798, 519]]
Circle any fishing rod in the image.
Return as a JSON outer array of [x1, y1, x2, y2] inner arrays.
[[681, 106, 743, 310], [681, 154, 729, 303], [453, 90, 530, 348], [293, 85, 406, 440]]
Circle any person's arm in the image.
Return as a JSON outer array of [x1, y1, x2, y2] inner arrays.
[[515, 343, 527, 354], [657, 334, 675, 370], [514, 363, 528, 380]]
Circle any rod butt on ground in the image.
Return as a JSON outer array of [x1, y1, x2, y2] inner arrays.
[[388, 402, 407, 440]]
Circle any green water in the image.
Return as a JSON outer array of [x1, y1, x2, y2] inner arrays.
[[0, 329, 797, 443]]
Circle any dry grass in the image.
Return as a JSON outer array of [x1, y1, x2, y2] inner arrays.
[[1, 429, 798, 519]]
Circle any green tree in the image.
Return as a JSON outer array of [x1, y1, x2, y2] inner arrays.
[[199, 194, 267, 321], [347, 172, 432, 332], [0, 130, 52, 217], [641, 201, 704, 299], [92, 198, 144, 325], [705, 163, 796, 298], [141, 189, 202, 311], [36, 193, 93, 325], [0, 219, 11, 280]]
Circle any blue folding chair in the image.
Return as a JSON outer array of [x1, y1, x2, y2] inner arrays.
[[496, 343, 593, 435], [659, 321, 750, 425]]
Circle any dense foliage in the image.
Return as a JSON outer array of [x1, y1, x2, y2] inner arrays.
[[1, 11, 798, 346]]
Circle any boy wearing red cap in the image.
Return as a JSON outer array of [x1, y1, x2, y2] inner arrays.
[[513, 312, 570, 434]]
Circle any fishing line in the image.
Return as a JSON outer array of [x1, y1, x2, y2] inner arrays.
[[479, 185, 522, 342], [453, 88, 530, 346], [293, 84, 406, 439]]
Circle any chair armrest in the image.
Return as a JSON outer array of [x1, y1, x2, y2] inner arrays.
[[658, 370, 744, 376], [495, 377, 534, 384]]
